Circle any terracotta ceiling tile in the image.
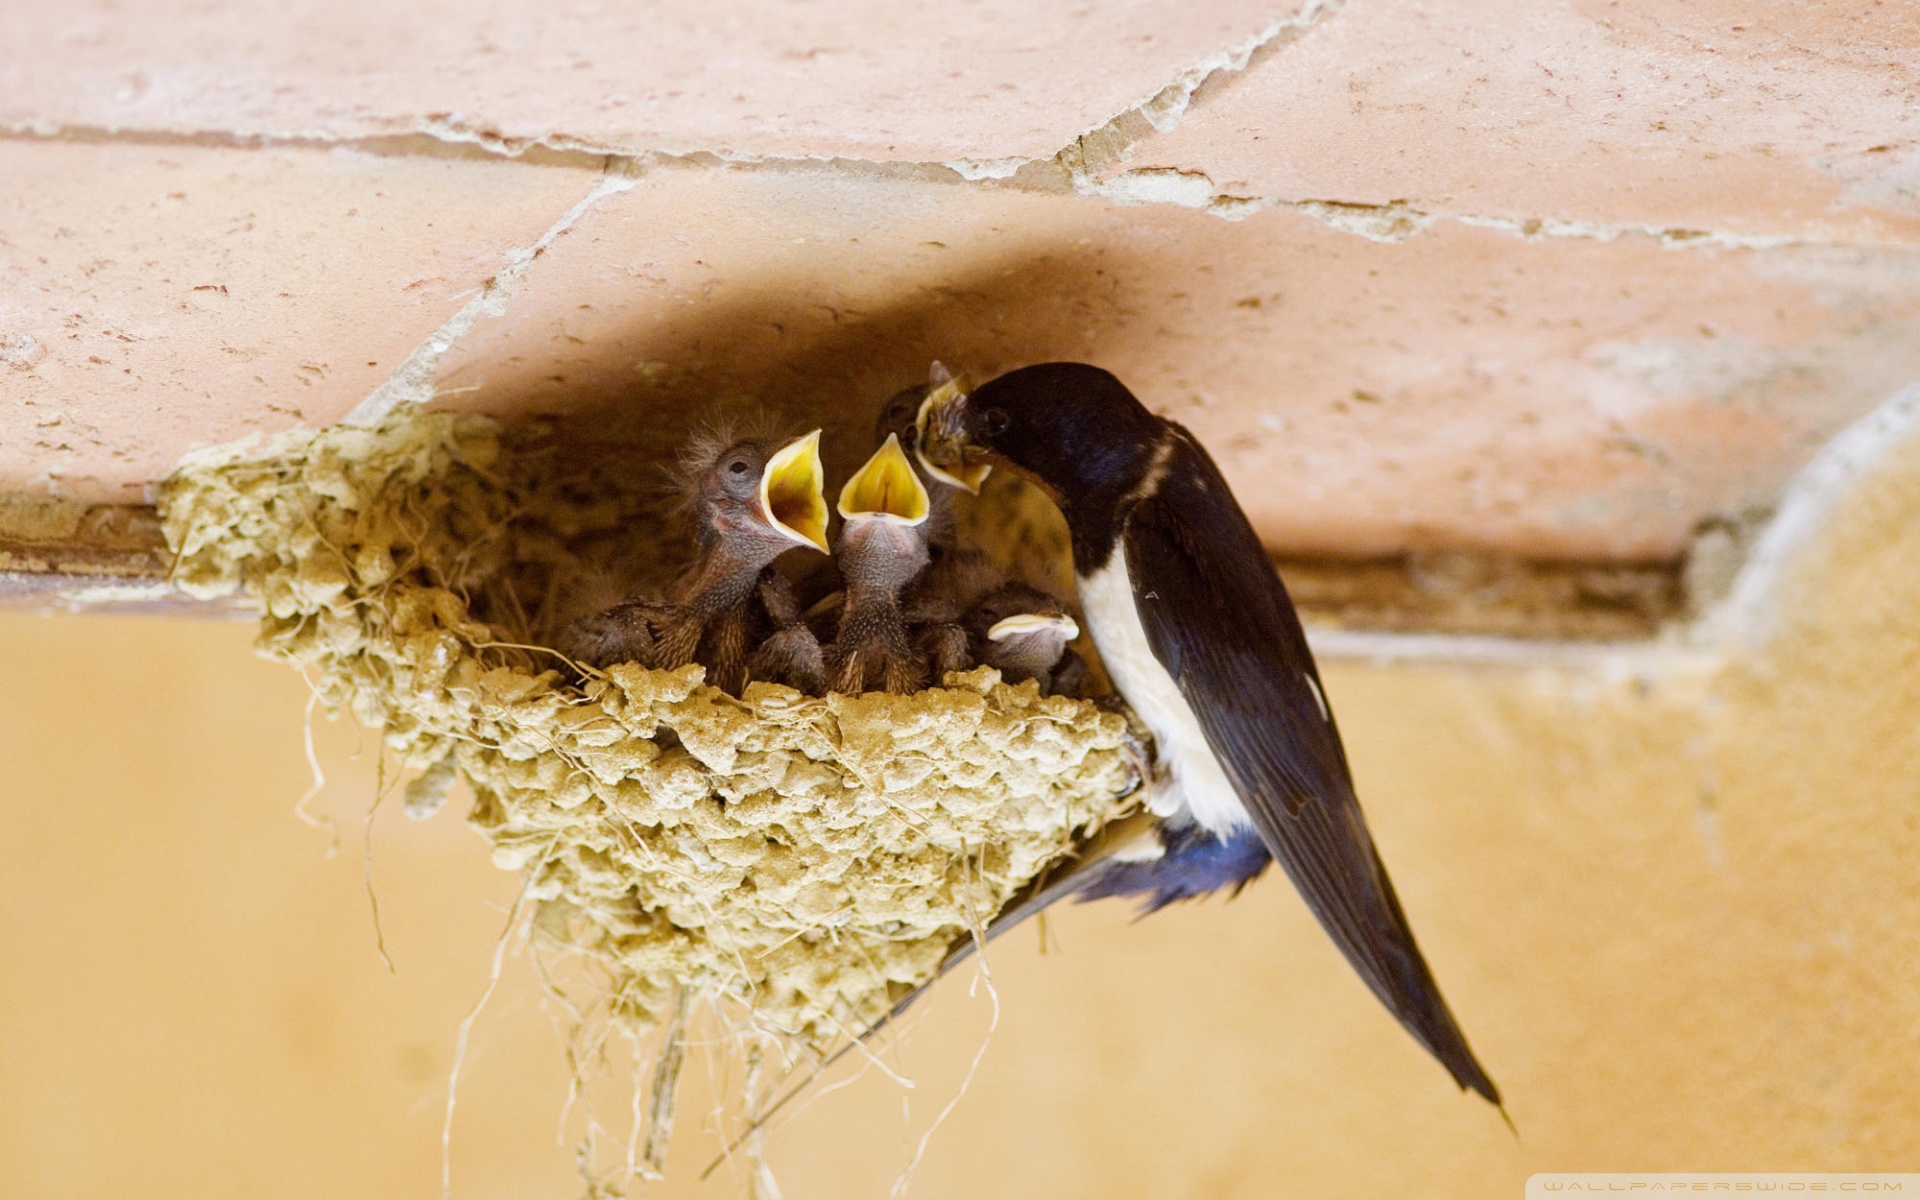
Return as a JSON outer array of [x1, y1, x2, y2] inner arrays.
[[0, 139, 600, 501]]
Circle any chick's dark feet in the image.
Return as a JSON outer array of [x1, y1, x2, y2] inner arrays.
[[751, 624, 827, 695], [919, 621, 972, 685], [827, 616, 927, 695], [561, 600, 674, 668]]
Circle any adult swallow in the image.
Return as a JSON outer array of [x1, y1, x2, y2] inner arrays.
[[919, 362, 1500, 1105], [563, 430, 830, 695], [826, 433, 934, 694]]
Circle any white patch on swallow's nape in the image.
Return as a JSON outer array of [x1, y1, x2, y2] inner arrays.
[[1122, 436, 1176, 506], [1304, 673, 1330, 722]]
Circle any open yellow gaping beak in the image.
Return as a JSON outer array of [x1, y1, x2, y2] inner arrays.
[[913, 373, 993, 494], [760, 430, 830, 553], [987, 612, 1080, 642], [838, 433, 931, 526]]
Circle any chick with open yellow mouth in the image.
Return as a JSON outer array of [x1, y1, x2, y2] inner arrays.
[[825, 432, 936, 694], [563, 429, 830, 695], [912, 367, 994, 497]]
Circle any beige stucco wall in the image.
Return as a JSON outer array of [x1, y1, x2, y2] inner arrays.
[[6, 0, 1920, 1193], [5, 391, 1919, 1197]]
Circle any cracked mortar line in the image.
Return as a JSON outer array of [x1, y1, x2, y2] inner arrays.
[[342, 159, 644, 427], [2, 117, 1871, 255], [1040, 0, 1348, 183], [0, 0, 1897, 255], [4, 116, 1865, 256], [1071, 169, 1822, 248]]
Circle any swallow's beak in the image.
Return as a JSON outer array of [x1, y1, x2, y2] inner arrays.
[[913, 372, 993, 494], [760, 429, 830, 553], [987, 611, 1081, 642], [838, 433, 930, 526]]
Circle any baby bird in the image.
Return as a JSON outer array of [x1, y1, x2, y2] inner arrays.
[[966, 581, 1087, 696], [876, 363, 996, 563], [564, 430, 830, 695], [875, 366, 1001, 682], [873, 367, 966, 557], [827, 433, 933, 694]]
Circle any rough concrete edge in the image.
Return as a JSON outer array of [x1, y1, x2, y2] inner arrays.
[[1304, 382, 1920, 664], [2, 113, 1894, 253], [1070, 0, 1347, 149], [1706, 382, 1920, 652], [0, 571, 255, 615], [1066, 169, 1852, 250], [343, 158, 644, 426]]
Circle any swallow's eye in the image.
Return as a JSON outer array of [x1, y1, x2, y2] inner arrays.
[[727, 457, 753, 476], [981, 408, 1011, 437]]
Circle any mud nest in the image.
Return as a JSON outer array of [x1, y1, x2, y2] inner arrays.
[[158, 404, 1138, 1048]]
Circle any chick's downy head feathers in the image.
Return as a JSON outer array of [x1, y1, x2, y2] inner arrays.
[[676, 428, 829, 556], [966, 581, 1074, 642]]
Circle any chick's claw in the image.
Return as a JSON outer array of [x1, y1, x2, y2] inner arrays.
[[919, 621, 972, 685], [751, 624, 827, 695], [826, 632, 927, 696], [561, 600, 673, 669]]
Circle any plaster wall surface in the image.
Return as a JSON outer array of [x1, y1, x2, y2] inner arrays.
[[3, 0, 1917, 566], [3, 2, 1919, 1193], [4, 389, 1920, 1195]]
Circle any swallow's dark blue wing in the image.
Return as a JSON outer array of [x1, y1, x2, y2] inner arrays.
[[1122, 426, 1499, 1103]]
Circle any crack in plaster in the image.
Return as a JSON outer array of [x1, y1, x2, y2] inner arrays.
[[1135, 0, 1350, 135], [3, 116, 1848, 252], [0, 116, 618, 170], [342, 160, 644, 427], [1072, 165, 1832, 249], [1052, 0, 1348, 180], [14, 0, 1349, 185], [0, 0, 1831, 256]]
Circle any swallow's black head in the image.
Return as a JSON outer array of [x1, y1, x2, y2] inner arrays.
[[927, 362, 1165, 512]]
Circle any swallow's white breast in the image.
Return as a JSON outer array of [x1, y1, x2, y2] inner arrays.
[[1077, 550, 1253, 836]]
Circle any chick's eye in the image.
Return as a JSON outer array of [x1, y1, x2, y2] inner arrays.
[[981, 408, 1011, 437], [727, 458, 753, 476]]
